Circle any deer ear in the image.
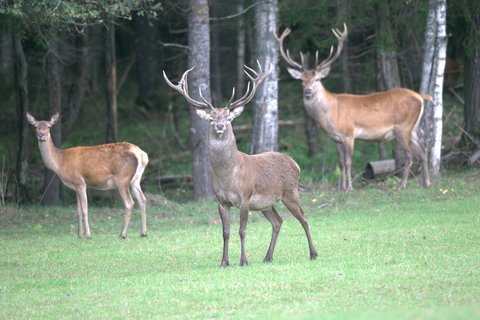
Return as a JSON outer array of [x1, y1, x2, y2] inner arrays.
[[49, 113, 60, 126], [287, 68, 303, 80], [227, 106, 244, 121], [26, 113, 37, 126], [195, 109, 212, 120], [317, 67, 330, 78]]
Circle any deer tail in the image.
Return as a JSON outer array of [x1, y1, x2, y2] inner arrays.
[[421, 94, 433, 102]]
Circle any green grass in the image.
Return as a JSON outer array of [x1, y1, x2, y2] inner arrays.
[[1, 172, 479, 319]]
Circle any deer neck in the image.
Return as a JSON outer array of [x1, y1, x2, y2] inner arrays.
[[37, 137, 63, 174], [208, 124, 238, 174], [303, 85, 338, 128]]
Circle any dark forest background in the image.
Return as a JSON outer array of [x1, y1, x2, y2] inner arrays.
[[0, 0, 479, 205]]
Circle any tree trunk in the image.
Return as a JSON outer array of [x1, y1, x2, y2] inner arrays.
[[419, 0, 436, 158], [66, 32, 89, 132], [250, 0, 279, 154], [420, 0, 447, 176], [304, 112, 321, 157], [336, 0, 352, 92], [463, 11, 480, 145], [210, 1, 222, 107], [88, 25, 103, 96], [236, 1, 246, 99], [105, 21, 118, 143], [13, 28, 29, 200], [430, 0, 447, 175], [375, 1, 404, 167], [42, 35, 62, 206], [188, 0, 214, 200], [133, 14, 158, 109]]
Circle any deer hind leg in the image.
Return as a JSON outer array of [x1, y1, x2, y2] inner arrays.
[[282, 193, 318, 260], [117, 181, 135, 239], [218, 203, 231, 267], [411, 132, 431, 188], [261, 206, 283, 263], [75, 184, 90, 239], [239, 201, 250, 266], [344, 138, 354, 192], [131, 179, 147, 237], [335, 142, 347, 191], [397, 132, 414, 189]]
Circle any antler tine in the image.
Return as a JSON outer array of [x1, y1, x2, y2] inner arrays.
[[163, 68, 210, 109], [273, 28, 303, 70], [316, 23, 348, 71], [224, 87, 236, 109], [332, 23, 348, 40], [228, 61, 272, 109], [300, 52, 307, 69], [198, 86, 215, 110]]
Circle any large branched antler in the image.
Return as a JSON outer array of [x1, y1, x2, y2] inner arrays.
[[164, 60, 272, 110], [163, 67, 214, 109], [274, 23, 348, 71], [273, 28, 303, 70], [316, 23, 348, 71], [228, 60, 273, 109]]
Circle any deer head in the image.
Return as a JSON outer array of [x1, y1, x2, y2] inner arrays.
[[274, 24, 347, 99], [163, 61, 272, 138], [26, 112, 59, 142]]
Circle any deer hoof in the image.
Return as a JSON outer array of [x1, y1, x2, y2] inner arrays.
[[220, 260, 230, 268], [263, 257, 273, 263]]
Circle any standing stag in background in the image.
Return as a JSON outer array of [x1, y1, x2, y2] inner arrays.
[[274, 24, 431, 191], [27, 113, 149, 239], [164, 62, 317, 266]]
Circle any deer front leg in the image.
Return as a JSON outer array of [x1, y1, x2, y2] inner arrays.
[[344, 138, 354, 192], [75, 191, 84, 238], [218, 203, 231, 267], [76, 184, 91, 239], [239, 201, 250, 266]]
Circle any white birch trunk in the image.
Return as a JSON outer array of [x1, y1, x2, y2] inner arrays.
[[250, 0, 279, 154], [431, 0, 447, 175], [419, 0, 436, 149], [420, 0, 446, 176]]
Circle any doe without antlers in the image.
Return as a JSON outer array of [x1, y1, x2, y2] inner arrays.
[[27, 112, 149, 239]]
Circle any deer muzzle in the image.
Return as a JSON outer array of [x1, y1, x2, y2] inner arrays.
[[37, 132, 48, 142], [304, 87, 313, 98], [215, 123, 225, 136]]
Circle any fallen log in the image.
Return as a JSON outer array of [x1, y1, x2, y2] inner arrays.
[[363, 159, 396, 180]]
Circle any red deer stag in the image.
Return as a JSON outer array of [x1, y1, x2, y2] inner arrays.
[[274, 24, 431, 191], [27, 113, 148, 239], [163, 62, 317, 266]]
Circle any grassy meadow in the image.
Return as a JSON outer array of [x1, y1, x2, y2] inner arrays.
[[1, 172, 479, 319]]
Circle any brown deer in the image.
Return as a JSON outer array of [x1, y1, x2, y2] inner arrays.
[[274, 24, 431, 191], [163, 62, 317, 266], [27, 112, 148, 239]]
